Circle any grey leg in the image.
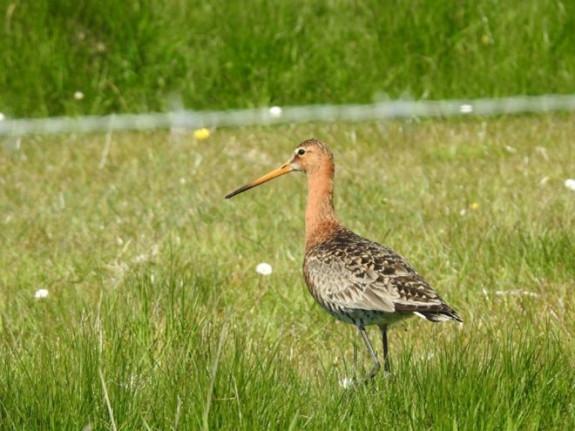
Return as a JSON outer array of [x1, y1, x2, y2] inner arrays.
[[358, 326, 380, 379], [379, 324, 390, 373]]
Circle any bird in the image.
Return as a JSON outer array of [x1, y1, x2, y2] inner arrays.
[[225, 138, 461, 381]]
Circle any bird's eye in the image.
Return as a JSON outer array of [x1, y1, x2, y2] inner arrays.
[[297, 148, 306, 156]]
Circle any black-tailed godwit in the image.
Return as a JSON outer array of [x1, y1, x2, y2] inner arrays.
[[226, 139, 461, 380]]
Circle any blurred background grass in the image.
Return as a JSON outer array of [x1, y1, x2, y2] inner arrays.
[[1, 0, 575, 117]]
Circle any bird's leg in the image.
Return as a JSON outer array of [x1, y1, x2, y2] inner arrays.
[[379, 324, 390, 374], [358, 326, 380, 380]]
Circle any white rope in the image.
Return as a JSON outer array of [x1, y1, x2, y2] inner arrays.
[[1, 94, 574, 136]]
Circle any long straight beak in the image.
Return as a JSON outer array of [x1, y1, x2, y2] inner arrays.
[[225, 163, 292, 199]]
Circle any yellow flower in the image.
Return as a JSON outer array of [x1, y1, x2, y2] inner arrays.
[[193, 128, 210, 140], [481, 34, 492, 45]]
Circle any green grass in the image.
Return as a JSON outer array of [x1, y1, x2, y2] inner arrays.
[[1, 116, 574, 429], [1, 0, 575, 117]]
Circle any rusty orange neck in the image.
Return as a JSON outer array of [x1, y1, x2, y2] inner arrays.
[[304, 164, 340, 250]]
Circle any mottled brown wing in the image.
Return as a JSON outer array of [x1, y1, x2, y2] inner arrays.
[[304, 228, 450, 315]]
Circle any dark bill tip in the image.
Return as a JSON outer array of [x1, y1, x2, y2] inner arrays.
[[225, 184, 253, 199]]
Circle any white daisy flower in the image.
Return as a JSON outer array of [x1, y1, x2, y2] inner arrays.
[[34, 289, 49, 299], [256, 262, 272, 276]]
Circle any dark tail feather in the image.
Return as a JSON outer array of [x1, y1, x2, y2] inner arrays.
[[415, 308, 462, 323]]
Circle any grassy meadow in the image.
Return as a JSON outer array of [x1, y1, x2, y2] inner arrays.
[[1, 116, 574, 429], [2, 0, 575, 117]]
